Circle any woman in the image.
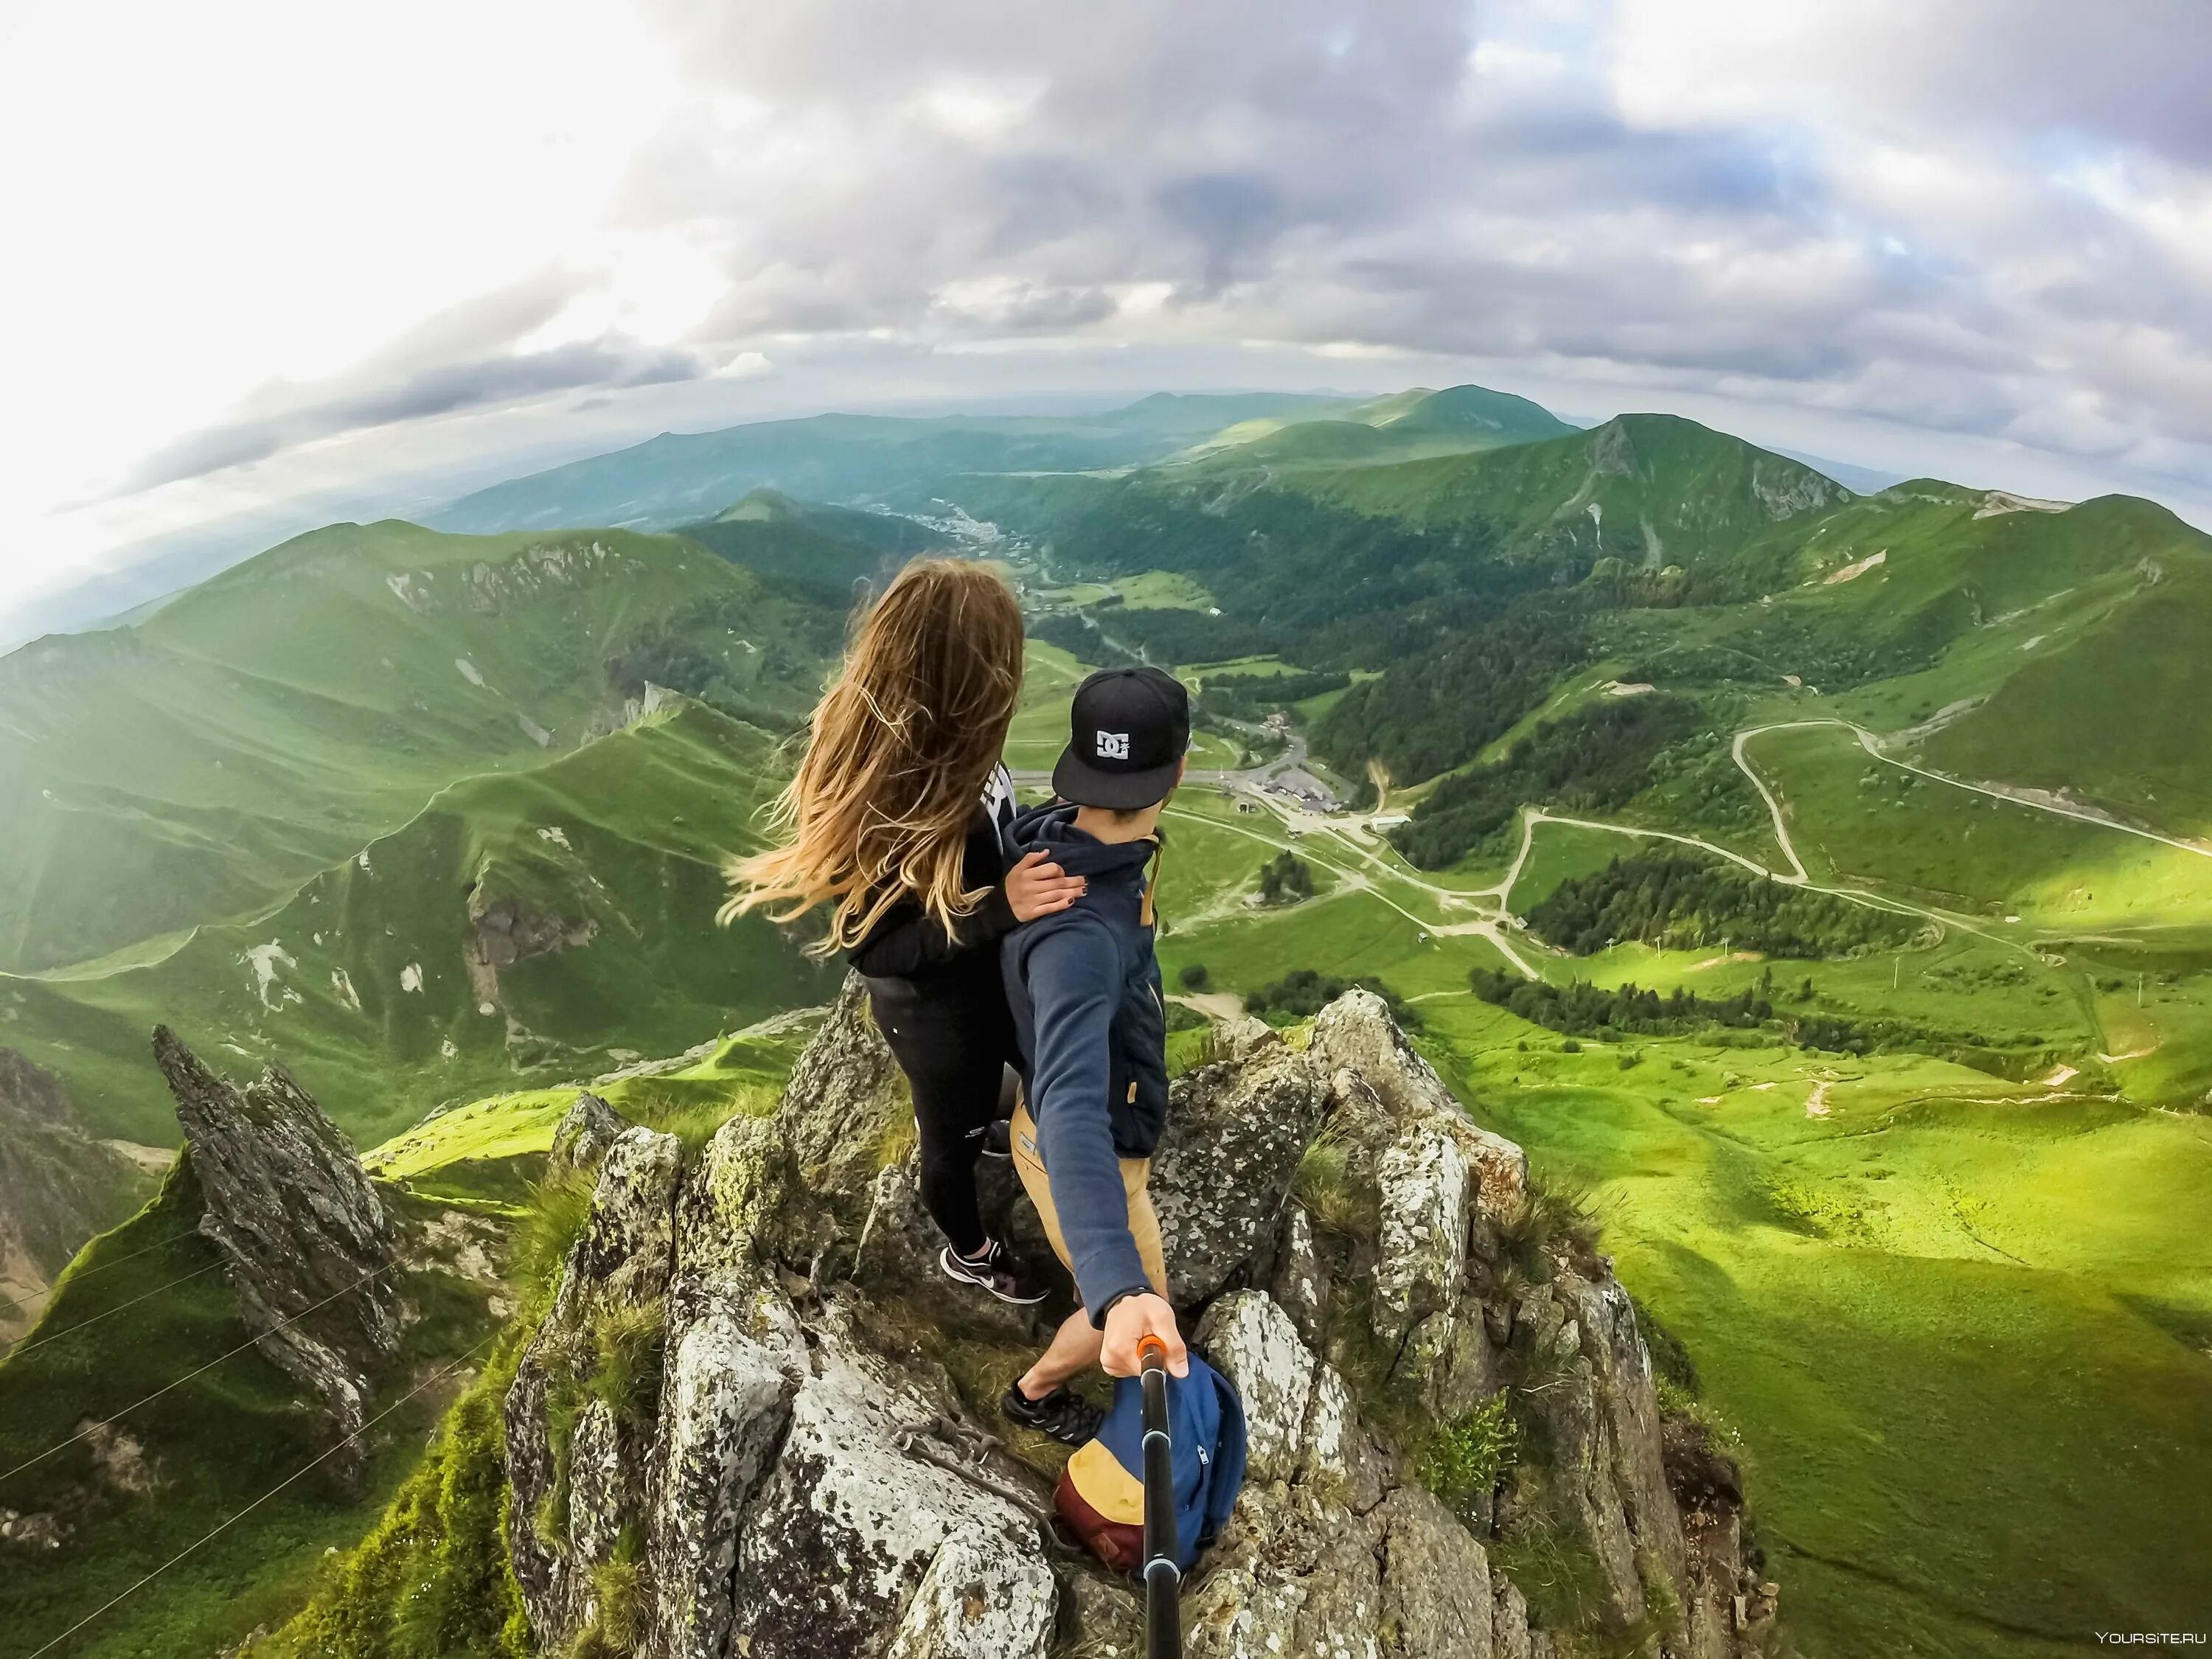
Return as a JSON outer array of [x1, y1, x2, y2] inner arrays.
[[724, 560, 1081, 1303]]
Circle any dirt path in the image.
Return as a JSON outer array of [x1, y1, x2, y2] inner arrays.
[[1173, 991, 1248, 1021]]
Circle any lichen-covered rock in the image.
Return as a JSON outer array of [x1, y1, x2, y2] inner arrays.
[[1186, 1561, 1307, 1659], [884, 1533, 1057, 1659], [646, 1286, 801, 1659], [1310, 990, 1528, 1208], [1304, 1361, 1389, 1515], [547, 1091, 627, 1180], [1197, 1290, 1386, 1518], [1152, 1042, 1332, 1304], [550, 1127, 681, 1324], [1376, 1484, 1494, 1659], [780, 973, 908, 1207], [673, 1110, 787, 1298], [727, 1310, 1056, 1659], [1268, 1201, 1328, 1351], [1196, 1290, 1317, 1484], [563, 1399, 629, 1631], [1492, 1575, 1535, 1659], [507, 1124, 682, 1649], [152, 1027, 398, 1450], [1372, 1121, 1470, 1337]]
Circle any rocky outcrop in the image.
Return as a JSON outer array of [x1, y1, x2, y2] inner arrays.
[[505, 979, 1778, 1658], [547, 1091, 628, 1181], [506, 1119, 684, 1649], [152, 1028, 400, 1453], [0, 1049, 156, 1346]]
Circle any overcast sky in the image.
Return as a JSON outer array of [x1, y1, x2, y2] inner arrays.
[[5, 0, 2211, 622]]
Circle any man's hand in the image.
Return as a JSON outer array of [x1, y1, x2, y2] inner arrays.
[[1102, 1293, 1188, 1378], [1005, 850, 1085, 922]]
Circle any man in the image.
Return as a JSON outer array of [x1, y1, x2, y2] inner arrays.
[[998, 665, 1193, 1444]]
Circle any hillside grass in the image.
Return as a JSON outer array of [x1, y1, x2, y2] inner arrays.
[[1919, 555, 2212, 839], [1416, 992, 2212, 1659], [0, 1161, 504, 1659], [0, 522, 834, 978], [1748, 723, 2212, 928], [364, 1015, 814, 1192], [3, 700, 838, 1147], [1130, 773, 2212, 1656]]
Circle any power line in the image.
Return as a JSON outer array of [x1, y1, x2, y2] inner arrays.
[[0, 1263, 395, 1486], [7, 1259, 227, 1359], [26, 1334, 496, 1659], [42, 1225, 204, 1287]]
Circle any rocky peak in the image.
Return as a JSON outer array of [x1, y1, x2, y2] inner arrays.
[[504, 981, 1779, 1659], [152, 1027, 400, 1452]]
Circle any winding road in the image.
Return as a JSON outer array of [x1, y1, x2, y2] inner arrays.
[[1018, 556, 2204, 982], [1155, 703, 2199, 981]]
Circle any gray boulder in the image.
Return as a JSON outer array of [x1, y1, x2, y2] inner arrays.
[[726, 1306, 1057, 1659], [781, 973, 908, 1209], [1152, 1036, 1332, 1304]]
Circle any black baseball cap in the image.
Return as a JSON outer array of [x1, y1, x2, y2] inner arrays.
[[1052, 666, 1192, 810]]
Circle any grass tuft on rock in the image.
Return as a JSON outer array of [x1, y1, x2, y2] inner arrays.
[[1417, 1391, 1519, 1521]]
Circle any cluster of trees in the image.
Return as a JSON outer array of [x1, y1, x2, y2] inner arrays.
[[1256, 851, 1314, 905], [1248, 969, 1423, 1029], [1200, 669, 1350, 721], [1077, 606, 1282, 666], [1470, 966, 1983, 1059], [1313, 597, 1593, 787], [1472, 968, 1780, 1038], [1526, 848, 1923, 958], [1388, 695, 1700, 869]]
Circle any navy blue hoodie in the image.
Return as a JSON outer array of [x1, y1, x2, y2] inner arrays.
[[1000, 801, 1168, 1323]]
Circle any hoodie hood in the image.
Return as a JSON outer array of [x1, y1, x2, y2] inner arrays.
[[1004, 801, 1160, 881]]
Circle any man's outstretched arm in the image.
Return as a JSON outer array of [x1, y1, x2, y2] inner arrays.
[[1022, 919, 1152, 1324]]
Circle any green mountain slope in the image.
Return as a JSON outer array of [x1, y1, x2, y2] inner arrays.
[[1306, 411, 1850, 566], [1169, 383, 1576, 473], [430, 394, 1349, 535], [1, 697, 835, 1147], [0, 521, 837, 974], [1914, 537, 2212, 838], [681, 488, 945, 592]]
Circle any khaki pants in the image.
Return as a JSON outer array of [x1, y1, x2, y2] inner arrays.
[[1009, 1100, 1168, 1301]]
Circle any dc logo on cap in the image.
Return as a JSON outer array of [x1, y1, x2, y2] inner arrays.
[[1096, 731, 1130, 760]]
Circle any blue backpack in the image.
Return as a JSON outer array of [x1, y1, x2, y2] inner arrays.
[[1055, 1354, 1247, 1574]]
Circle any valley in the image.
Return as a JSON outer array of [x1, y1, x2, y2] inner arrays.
[[1, 385, 2208, 1659]]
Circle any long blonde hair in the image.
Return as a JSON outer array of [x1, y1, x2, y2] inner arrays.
[[721, 559, 1024, 954]]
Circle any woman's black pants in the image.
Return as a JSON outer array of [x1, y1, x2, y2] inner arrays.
[[866, 978, 1019, 1259]]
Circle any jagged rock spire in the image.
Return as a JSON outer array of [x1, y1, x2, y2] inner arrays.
[[151, 1026, 400, 1457]]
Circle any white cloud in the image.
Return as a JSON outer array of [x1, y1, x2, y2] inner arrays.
[[8, 0, 2212, 625]]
